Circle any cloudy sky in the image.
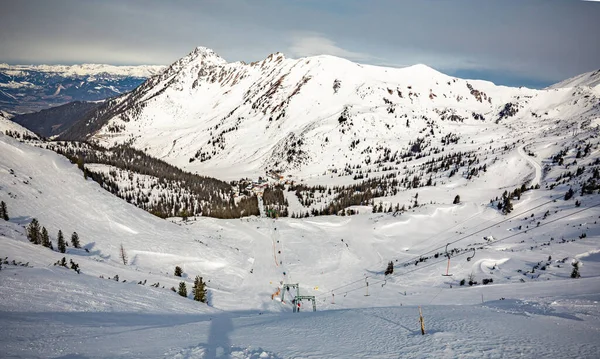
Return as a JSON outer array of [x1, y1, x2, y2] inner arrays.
[[1, 0, 599, 88]]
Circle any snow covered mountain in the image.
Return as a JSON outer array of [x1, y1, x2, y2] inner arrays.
[[0, 63, 165, 113], [549, 68, 600, 89], [2, 46, 600, 357], [0, 63, 165, 78], [64, 47, 600, 184]]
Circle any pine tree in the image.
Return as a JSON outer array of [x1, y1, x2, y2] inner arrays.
[[0, 201, 8, 220], [120, 244, 128, 265], [178, 281, 188, 297], [192, 275, 207, 303], [502, 197, 513, 214], [27, 218, 41, 245], [57, 230, 66, 253], [71, 232, 80, 249], [453, 195, 461, 204], [384, 261, 394, 275], [41, 227, 51, 248], [571, 260, 581, 278], [174, 266, 183, 277], [564, 188, 575, 201]]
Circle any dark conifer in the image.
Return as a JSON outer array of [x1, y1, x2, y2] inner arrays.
[[57, 230, 66, 253], [192, 275, 207, 303], [0, 201, 8, 220], [41, 227, 51, 248], [178, 281, 188, 297], [384, 261, 394, 275], [27, 219, 41, 244], [119, 244, 128, 265], [71, 232, 80, 248]]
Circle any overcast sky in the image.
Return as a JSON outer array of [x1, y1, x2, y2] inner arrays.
[[1, 0, 599, 88]]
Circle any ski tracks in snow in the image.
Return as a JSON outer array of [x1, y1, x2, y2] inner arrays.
[[517, 145, 542, 187]]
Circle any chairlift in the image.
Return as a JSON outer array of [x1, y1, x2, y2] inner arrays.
[[467, 248, 476, 261]]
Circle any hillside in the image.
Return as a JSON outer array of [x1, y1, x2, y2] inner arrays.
[[2, 123, 600, 357], [0, 111, 39, 140], [10, 100, 100, 137], [549, 68, 600, 89], [60, 47, 600, 188], [0, 63, 165, 114], [2, 46, 600, 358]]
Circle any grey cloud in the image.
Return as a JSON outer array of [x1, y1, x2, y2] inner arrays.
[[0, 0, 598, 85], [288, 33, 377, 61]]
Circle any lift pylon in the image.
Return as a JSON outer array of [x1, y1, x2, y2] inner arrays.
[[442, 243, 453, 277], [294, 295, 317, 312], [281, 283, 300, 303]]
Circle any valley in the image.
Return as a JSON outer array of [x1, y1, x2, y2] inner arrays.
[[1, 47, 600, 358]]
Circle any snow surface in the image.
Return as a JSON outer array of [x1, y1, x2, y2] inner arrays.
[[2, 128, 600, 357], [87, 47, 600, 185], [549, 69, 600, 89], [0, 114, 38, 139], [0, 63, 166, 78], [2, 47, 600, 358]]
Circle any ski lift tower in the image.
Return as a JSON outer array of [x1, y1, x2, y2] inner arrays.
[[281, 283, 317, 312], [281, 283, 300, 303], [295, 295, 317, 312]]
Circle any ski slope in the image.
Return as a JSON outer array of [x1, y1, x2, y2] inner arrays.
[[2, 129, 600, 357]]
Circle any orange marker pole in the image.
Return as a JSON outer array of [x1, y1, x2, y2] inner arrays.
[[419, 306, 425, 335]]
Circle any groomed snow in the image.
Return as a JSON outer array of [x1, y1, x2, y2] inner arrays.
[[2, 129, 600, 357]]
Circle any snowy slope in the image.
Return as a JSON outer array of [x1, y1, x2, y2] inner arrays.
[[62, 47, 598, 185], [0, 134, 250, 296], [0, 114, 39, 140], [2, 131, 600, 357], [0, 110, 13, 120], [2, 47, 600, 358], [549, 68, 600, 89]]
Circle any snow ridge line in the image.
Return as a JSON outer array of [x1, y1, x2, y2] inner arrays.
[[315, 193, 585, 299], [320, 200, 600, 299]]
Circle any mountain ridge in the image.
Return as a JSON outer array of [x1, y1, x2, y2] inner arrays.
[[548, 68, 600, 89], [56, 46, 599, 184]]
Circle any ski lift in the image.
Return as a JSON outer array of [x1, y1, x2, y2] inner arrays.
[[364, 277, 370, 296], [441, 243, 453, 276], [467, 248, 476, 261]]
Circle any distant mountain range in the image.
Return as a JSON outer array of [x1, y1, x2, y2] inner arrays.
[[0, 63, 165, 114]]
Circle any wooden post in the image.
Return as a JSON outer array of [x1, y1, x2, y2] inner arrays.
[[419, 306, 425, 335]]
